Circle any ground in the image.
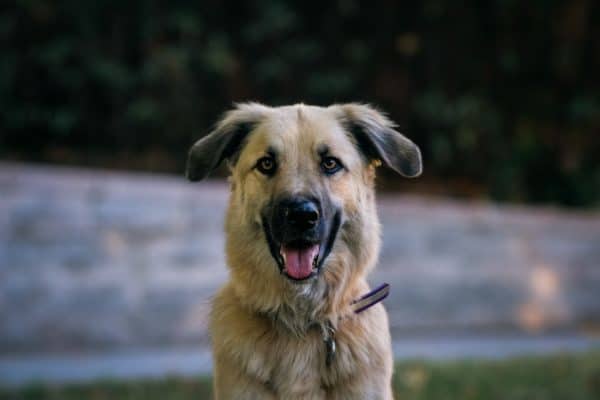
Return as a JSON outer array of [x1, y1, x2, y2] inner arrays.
[[1, 352, 599, 400]]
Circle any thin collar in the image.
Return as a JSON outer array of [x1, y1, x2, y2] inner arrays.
[[351, 283, 390, 314], [253, 282, 391, 328], [323, 283, 390, 367]]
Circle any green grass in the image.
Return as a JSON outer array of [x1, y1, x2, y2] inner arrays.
[[393, 352, 600, 400], [2, 352, 599, 400]]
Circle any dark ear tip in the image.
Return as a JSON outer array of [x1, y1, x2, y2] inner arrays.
[[406, 148, 423, 177], [391, 143, 422, 178], [405, 165, 423, 178], [185, 165, 208, 182], [186, 171, 199, 182], [185, 158, 197, 181], [185, 159, 205, 182], [406, 147, 423, 178], [186, 145, 208, 181], [396, 162, 422, 178]]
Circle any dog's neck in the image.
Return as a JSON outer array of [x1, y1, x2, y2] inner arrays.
[[251, 280, 391, 338], [258, 299, 329, 338], [232, 272, 369, 337]]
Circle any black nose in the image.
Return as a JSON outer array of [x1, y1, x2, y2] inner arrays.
[[279, 198, 320, 232]]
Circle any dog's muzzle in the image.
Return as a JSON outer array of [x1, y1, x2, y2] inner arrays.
[[262, 196, 341, 282]]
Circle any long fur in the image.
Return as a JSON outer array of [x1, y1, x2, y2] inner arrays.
[[188, 103, 421, 399]]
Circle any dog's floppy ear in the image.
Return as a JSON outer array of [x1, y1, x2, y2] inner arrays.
[[186, 103, 269, 181], [334, 103, 422, 177]]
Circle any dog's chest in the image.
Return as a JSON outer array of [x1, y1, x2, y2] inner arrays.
[[251, 328, 359, 392]]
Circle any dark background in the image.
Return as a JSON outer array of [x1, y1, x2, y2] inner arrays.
[[1, 0, 599, 206]]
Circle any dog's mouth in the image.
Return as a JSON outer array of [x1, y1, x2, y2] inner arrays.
[[263, 211, 341, 283], [279, 241, 320, 281]]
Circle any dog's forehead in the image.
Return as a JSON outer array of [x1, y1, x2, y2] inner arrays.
[[248, 105, 356, 154]]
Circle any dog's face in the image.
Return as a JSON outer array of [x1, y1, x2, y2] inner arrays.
[[187, 103, 421, 288]]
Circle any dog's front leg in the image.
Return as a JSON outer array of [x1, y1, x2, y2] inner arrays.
[[213, 356, 276, 400], [327, 378, 394, 400]]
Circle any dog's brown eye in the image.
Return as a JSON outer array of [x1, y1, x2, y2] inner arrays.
[[321, 157, 343, 175], [256, 157, 276, 175]]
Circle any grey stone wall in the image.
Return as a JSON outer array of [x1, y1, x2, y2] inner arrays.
[[1, 163, 599, 355]]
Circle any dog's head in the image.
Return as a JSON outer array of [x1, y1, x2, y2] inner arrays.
[[187, 103, 421, 288]]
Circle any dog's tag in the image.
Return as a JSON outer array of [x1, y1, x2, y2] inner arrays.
[[325, 336, 336, 367], [322, 320, 336, 367]]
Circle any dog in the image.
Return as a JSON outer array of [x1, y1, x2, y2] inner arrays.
[[186, 103, 422, 399]]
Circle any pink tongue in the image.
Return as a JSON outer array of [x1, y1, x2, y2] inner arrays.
[[282, 245, 320, 279]]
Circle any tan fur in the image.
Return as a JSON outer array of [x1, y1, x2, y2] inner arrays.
[[191, 103, 420, 399]]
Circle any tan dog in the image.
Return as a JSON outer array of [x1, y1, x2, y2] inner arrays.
[[186, 103, 422, 399]]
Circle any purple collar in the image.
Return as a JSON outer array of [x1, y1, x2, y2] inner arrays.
[[323, 283, 390, 367], [351, 283, 390, 314]]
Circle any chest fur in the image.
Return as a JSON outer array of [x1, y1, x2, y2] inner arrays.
[[241, 326, 363, 391], [210, 290, 391, 396]]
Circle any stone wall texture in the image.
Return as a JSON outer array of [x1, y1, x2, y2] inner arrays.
[[1, 163, 599, 355]]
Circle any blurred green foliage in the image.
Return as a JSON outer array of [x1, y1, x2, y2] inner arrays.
[[1, 352, 600, 399], [1, 0, 599, 206]]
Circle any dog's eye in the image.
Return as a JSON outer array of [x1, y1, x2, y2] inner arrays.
[[321, 157, 343, 175], [256, 156, 276, 175]]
